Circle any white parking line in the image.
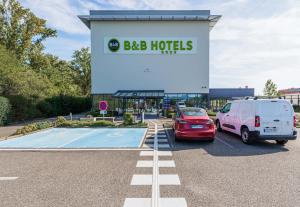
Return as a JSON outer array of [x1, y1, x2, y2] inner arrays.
[[158, 160, 176, 168], [125, 122, 186, 207], [215, 137, 235, 149], [158, 174, 181, 185], [152, 122, 159, 207], [145, 139, 168, 144], [139, 151, 172, 156], [0, 148, 152, 151], [136, 160, 175, 168], [136, 160, 153, 168], [158, 144, 170, 149], [58, 130, 96, 148], [131, 174, 152, 185], [159, 198, 187, 207], [123, 198, 151, 207], [0, 177, 18, 180]]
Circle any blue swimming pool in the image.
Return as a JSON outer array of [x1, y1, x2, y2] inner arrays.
[[0, 128, 147, 148]]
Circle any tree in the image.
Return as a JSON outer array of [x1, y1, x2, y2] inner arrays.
[[263, 79, 279, 96], [0, 0, 56, 63], [71, 47, 91, 96]]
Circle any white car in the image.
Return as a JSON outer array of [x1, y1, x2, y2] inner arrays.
[[176, 101, 186, 109], [216, 99, 297, 145]]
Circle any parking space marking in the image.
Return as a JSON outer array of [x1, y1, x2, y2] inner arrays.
[[215, 137, 235, 149], [123, 198, 151, 207], [158, 174, 181, 185], [158, 160, 176, 168], [57, 130, 96, 148], [152, 122, 159, 207], [131, 174, 152, 185], [124, 121, 186, 207], [145, 139, 168, 144], [158, 144, 170, 149], [159, 198, 187, 207], [136, 160, 175, 168], [0, 148, 152, 151], [139, 151, 172, 157], [136, 160, 153, 168], [0, 177, 18, 180]]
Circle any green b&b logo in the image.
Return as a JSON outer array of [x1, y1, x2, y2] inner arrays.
[[108, 38, 120, 52]]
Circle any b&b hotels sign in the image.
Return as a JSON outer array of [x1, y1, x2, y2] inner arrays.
[[104, 37, 197, 55]]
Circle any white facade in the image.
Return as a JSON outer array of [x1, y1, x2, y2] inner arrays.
[[79, 10, 221, 95]]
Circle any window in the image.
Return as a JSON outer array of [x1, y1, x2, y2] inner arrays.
[[221, 103, 231, 113], [182, 109, 207, 116]]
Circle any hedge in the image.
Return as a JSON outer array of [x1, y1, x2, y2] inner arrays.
[[0, 96, 11, 126], [123, 113, 134, 125], [57, 120, 114, 128], [37, 95, 92, 117]]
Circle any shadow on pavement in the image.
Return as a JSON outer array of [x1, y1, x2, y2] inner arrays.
[[166, 129, 289, 157]]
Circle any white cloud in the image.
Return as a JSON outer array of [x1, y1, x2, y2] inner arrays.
[[44, 36, 90, 60], [19, 0, 90, 35], [209, 4, 300, 93]]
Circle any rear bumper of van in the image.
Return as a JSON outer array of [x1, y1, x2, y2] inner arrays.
[[251, 130, 297, 140]]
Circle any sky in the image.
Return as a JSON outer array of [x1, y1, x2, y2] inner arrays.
[[19, 0, 300, 94]]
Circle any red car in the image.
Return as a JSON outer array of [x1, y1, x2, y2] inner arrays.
[[173, 107, 216, 142]]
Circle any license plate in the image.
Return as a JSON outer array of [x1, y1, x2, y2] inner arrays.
[[264, 128, 277, 133], [191, 125, 203, 129]]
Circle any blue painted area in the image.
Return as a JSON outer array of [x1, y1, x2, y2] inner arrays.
[[0, 128, 147, 148]]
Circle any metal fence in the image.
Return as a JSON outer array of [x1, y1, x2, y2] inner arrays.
[[283, 95, 300, 107]]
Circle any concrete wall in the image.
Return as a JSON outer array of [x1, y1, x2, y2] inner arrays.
[[90, 21, 209, 94]]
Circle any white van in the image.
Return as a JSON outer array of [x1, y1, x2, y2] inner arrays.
[[216, 99, 297, 145]]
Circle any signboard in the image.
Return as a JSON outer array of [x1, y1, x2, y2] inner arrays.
[[99, 101, 108, 111], [100, 110, 107, 115], [163, 98, 171, 109], [104, 37, 197, 55]]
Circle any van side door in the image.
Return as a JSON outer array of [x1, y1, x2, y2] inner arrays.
[[227, 102, 240, 134], [219, 103, 232, 131]]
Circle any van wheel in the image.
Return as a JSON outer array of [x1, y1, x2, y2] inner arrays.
[[241, 128, 254, 144], [276, 140, 288, 145], [216, 120, 222, 132]]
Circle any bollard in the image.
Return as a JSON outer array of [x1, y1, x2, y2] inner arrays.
[[141, 111, 144, 123]]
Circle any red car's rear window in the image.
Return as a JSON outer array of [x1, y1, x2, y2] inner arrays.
[[182, 110, 207, 116]]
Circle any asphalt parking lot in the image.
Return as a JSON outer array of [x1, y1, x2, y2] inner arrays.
[[0, 127, 299, 207]]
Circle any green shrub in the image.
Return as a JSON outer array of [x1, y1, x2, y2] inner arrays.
[[117, 121, 147, 128], [57, 120, 114, 128], [37, 95, 92, 117], [0, 96, 11, 126], [55, 116, 67, 126], [86, 109, 118, 117], [7, 95, 42, 120], [14, 121, 53, 135], [207, 111, 217, 117], [123, 113, 134, 125], [166, 110, 175, 118]]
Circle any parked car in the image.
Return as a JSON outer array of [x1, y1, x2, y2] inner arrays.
[[173, 107, 216, 141], [216, 99, 298, 145], [176, 101, 186, 110]]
